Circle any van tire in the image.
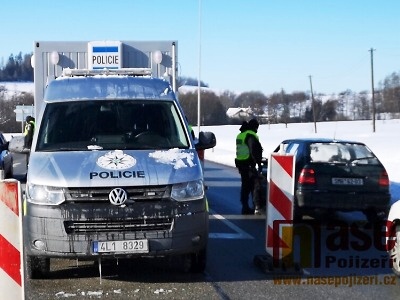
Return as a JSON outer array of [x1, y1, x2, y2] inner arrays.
[[7, 166, 13, 179], [26, 256, 50, 279], [5, 162, 13, 179], [189, 248, 207, 273]]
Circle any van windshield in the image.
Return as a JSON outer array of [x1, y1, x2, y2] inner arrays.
[[36, 100, 190, 151]]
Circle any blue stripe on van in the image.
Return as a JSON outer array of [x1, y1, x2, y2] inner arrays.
[[92, 46, 119, 53], [93, 67, 118, 69]]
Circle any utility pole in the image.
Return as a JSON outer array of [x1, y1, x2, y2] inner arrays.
[[309, 75, 317, 133], [197, 0, 202, 136], [369, 48, 376, 133]]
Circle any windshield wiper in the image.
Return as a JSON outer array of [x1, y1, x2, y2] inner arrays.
[[350, 156, 376, 163], [39, 147, 88, 152]]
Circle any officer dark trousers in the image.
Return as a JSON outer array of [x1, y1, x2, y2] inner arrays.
[[238, 166, 254, 214]]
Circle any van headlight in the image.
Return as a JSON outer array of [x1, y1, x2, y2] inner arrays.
[[27, 184, 65, 205], [171, 179, 204, 201]]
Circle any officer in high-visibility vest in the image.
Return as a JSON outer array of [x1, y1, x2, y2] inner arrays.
[[235, 118, 263, 215], [24, 115, 35, 149]]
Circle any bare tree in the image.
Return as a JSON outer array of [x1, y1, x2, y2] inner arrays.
[[354, 91, 371, 120], [291, 91, 307, 120], [381, 72, 400, 114], [0, 89, 34, 132], [234, 91, 267, 116], [179, 91, 228, 126]]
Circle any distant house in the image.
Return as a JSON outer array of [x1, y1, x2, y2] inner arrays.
[[226, 107, 254, 121]]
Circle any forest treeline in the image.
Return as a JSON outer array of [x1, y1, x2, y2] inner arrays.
[[0, 52, 33, 81], [1, 52, 400, 132]]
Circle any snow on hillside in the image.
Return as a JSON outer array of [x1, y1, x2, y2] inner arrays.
[[0, 81, 34, 99]]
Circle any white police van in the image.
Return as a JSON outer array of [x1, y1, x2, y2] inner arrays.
[[12, 45, 216, 278]]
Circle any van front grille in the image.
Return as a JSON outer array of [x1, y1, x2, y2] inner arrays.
[[64, 217, 173, 234], [64, 186, 170, 203]]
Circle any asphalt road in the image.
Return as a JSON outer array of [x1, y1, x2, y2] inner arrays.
[[11, 155, 400, 299]]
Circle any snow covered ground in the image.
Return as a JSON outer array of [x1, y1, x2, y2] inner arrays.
[[196, 119, 400, 205]]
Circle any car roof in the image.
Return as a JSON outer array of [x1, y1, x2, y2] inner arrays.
[[280, 137, 366, 145]]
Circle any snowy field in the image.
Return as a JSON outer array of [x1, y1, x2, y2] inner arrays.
[[0, 81, 34, 97], [195, 119, 400, 205]]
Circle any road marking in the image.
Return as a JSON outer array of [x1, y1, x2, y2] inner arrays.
[[208, 209, 255, 239]]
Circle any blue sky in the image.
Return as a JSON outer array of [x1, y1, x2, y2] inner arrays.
[[1, 0, 399, 95]]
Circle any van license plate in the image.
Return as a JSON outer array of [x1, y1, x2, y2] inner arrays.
[[93, 240, 149, 253], [332, 178, 363, 185]]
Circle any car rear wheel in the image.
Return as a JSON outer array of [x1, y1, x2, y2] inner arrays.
[[389, 225, 400, 277], [364, 209, 387, 223], [293, 203, 303, 222]]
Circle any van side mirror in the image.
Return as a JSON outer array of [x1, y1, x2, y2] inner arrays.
[[8, 136, 30, 153], [195, 131, 216, 150]]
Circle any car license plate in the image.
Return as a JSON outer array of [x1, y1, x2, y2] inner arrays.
[[331, 177, 364, 185], [93, 239, 149, 253]]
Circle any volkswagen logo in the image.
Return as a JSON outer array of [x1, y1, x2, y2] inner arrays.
[[109, 188, 128, 206]]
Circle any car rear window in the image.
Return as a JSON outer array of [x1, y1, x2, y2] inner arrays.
[[309, 142, 378, 164]]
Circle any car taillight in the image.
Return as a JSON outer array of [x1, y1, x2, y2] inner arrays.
[[298, 167, 316, 184], [379, 170, 389, 186]]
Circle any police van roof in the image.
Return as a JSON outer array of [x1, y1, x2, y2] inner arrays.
[[61, 68, 152, 77], [44, 73, 175, 101]]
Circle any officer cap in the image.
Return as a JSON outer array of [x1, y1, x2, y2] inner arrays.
[[248, 118, 259, 130]]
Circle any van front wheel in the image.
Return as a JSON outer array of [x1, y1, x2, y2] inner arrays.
[[26, 256, 50, 279], [190, 248, 207, 273]]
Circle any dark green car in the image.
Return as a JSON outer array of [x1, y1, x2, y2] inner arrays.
[[274, 138, 391, 222]]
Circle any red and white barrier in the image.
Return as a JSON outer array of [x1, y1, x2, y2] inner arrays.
[[266, 154, 295, 262], [0, 180, 24, 299]]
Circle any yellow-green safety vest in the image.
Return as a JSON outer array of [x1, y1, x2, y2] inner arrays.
[[235, 130, 259, 161], [24, 120, 35, 135]]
